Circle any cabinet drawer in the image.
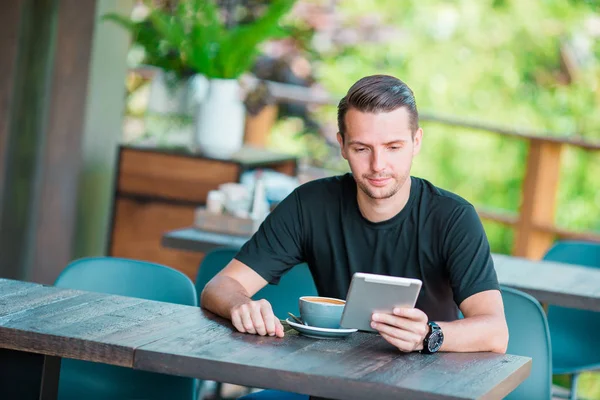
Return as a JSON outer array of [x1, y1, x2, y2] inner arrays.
[[110, 198, 204, 281], [117, 148, 239, 203]]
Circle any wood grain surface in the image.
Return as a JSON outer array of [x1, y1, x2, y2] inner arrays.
[[493, 253, 600, 311], [0, 278, 531, 400], [0, 279, 201, 367], [135, 312, 530, 400]]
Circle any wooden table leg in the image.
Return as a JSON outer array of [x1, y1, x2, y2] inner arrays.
[[0, 348, 61, 400]]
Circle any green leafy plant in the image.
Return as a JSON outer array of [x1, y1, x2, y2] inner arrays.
[[104, 0, 296, 80], [103, 11, 191, 79]]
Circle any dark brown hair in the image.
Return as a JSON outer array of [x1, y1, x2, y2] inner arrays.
[[337, 75, 419, 141]]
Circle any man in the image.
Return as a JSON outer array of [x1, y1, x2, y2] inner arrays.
[[201, 74, 508, 355]]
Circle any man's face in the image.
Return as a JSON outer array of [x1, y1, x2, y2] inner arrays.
[[337, 107, 423, 200]]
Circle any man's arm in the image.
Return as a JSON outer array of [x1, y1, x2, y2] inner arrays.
[[201, 187, 306, 338], [372, 203, 508, 353], [437, 290, 508, 353], [370, 290, 508, 353], [200, 258, 286, 337]]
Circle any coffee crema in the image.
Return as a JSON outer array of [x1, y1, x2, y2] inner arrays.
[[303, 297, 345, 305]]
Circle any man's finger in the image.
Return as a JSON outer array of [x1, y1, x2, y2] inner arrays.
[[372, 313, 423, 334], [380, 332, 414, 353], [231, 310, 246, 333], [250, 304, 268, 336], [275, 319, 285, 338], [392, 307, 428, 322], [240, 306, 257, 334], [259, 300, 277, 336], [371, 320, 421, 344]]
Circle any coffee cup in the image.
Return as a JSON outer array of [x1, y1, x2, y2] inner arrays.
[[298, 296, 346, 329]]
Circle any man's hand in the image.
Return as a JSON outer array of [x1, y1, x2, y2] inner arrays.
[[230, 298, 285, 338], [201, 260, 285, 338], [371, 308, 429, 352]]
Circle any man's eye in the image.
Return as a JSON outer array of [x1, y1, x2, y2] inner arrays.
[[389, 146, 401, 151], [354, 148, 367, 152]]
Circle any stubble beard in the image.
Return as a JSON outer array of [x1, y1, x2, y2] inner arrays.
[[357, 171, 410, 200]]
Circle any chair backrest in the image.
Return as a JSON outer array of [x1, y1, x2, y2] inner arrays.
[[56, 257, 197, 305], [196, 248, 318, 320], [543, 241, 600, 269], [54, 257, 198, 400], [501, 286, 552, 400], [542, 240, 600, 372]]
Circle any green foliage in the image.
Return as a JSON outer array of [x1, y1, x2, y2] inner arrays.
[[102, 12, 190, 79], [104, 0, 296, 79]]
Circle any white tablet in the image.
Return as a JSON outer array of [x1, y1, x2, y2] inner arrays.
[[340, 272, 422, 332]]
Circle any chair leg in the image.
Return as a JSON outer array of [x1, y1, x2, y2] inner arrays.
[[196, 380, 210, 400], [214, 382, 224, 400], [569, 373, 580, 400]]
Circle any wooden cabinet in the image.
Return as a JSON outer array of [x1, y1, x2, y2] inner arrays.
[[107, 145, 297, 281]]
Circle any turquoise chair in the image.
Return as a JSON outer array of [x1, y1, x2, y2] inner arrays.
[[543, 241, 600, 400], [239, 390, 307, 400], [54, 257, 200, 400], [502, 286, 552, 400], [196, 248, 318, 319]]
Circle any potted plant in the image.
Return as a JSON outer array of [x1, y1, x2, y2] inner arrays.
[[104, 4, 196, 144], [105, 0, 296, 158]]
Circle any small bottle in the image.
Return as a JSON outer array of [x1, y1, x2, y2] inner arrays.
[[250, 170, 267, 222], [206, 190, 224, 214]]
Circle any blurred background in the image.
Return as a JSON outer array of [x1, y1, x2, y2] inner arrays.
[[0, 0, 599, 397], [122, 0, 600, 255]]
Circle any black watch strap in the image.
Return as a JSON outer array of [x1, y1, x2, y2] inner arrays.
[[422, 321, 443, 354]]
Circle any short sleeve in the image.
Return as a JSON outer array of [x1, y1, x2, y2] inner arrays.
[[442, 205, 500, 307], [234, 189, 305, 284]]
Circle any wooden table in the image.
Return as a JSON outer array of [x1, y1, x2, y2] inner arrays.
[[161, 228, 248, 254], [493, 254, 600, 312], [0, 278, 530, 400], [162, 228, 600, 312]]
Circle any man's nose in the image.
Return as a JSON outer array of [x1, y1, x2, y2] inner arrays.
[[370, 150, 385, 172]]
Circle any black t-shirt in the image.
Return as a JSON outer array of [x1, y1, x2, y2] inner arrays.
[[235, 174, 499, 322]]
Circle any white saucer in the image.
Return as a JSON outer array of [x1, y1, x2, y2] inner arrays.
[[285, 318, 358, 339]]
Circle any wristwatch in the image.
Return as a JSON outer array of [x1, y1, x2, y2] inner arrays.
[[421, 321, 444, 354]]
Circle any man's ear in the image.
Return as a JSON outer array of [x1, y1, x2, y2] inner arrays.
[[337, 132, 348, 159], [412, 127, 423, 156]]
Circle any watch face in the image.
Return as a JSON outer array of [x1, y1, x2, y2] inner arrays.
[[427, 330, 444, 353]]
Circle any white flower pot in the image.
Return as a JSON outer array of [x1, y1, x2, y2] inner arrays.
[[192, 78, 245, 159]]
